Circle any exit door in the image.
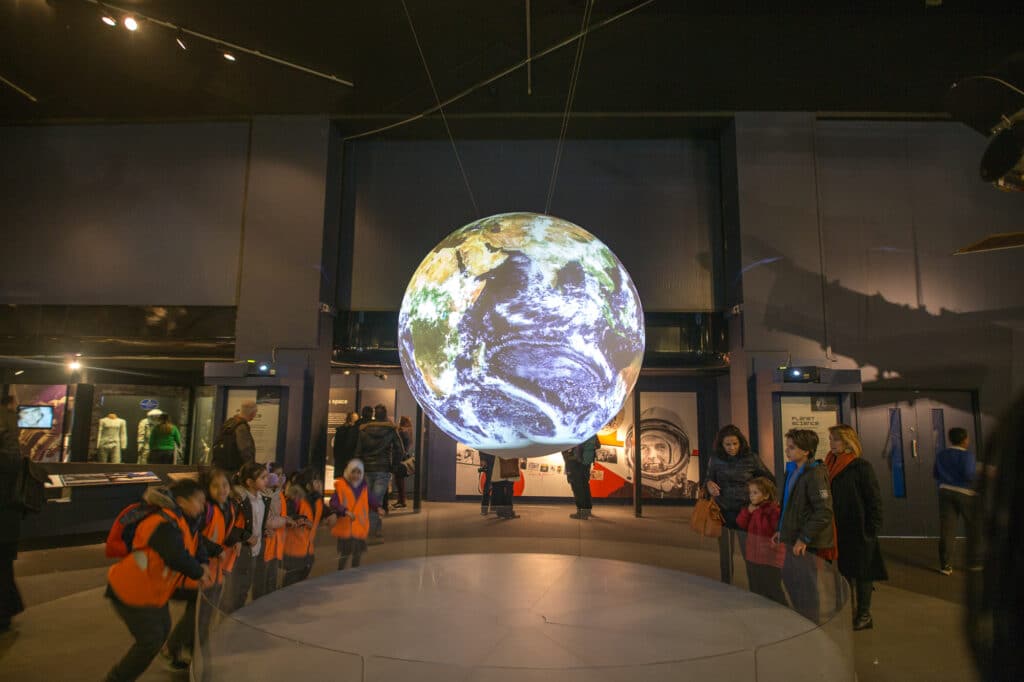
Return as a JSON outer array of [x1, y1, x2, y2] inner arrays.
[[853, 390, 977, 537]]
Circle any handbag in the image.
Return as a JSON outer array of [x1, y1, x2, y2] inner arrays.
[[689, 490, 723, 539]]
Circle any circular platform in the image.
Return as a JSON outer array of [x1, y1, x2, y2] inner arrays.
[[201, 553, 851, 681]]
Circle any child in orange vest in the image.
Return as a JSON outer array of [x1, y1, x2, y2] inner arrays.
[[163, 468, 243, 670], [258, 465, 288, 597], [105, 479, 213, 681], [282, 468, 325, 586], [328, 459, 382, 570]]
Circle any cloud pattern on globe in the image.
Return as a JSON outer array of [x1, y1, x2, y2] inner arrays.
[[399, 213, 645, 458]]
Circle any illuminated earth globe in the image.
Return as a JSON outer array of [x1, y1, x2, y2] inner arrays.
[[399, 212, 645, 458]]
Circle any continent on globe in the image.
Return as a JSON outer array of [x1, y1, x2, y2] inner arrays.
[[399, 213, 645, 458]]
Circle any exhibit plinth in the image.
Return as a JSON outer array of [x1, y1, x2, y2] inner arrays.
[[198, 553, 854, 681]]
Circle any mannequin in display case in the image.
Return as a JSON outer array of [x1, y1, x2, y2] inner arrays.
[[136, 409, 163, 465], [97, 413, 127, 464]]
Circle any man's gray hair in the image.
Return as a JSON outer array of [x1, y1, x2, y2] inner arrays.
[[239, 399, 258, 416]]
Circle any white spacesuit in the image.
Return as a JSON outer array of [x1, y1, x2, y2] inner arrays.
[[97, 413, 127, 463], [136, 409, 163, 464]]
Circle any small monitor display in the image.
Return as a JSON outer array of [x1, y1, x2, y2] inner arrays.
[[18, 405, 54, 429]]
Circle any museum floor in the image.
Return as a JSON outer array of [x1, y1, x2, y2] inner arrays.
[[0, 503, 976, 681]]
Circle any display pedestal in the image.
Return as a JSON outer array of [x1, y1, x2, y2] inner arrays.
[[202, 553, 853, 681]]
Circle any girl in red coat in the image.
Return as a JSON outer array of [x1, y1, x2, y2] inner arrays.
[[737, 476, 788, 606]]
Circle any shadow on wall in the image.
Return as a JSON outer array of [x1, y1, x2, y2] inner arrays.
[[743, 235, 1024, 418]]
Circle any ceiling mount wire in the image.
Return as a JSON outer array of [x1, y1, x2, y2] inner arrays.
[[81, 0, 354, 87], [344, 0, 655, 142], [400, 0, 480, 218], [544, 0, 594, 214], [526, 0, 533, 95]]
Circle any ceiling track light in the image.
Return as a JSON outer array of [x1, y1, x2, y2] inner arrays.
[[101, 15, 116, 26], [83, 0, 352, 86], [176, 34, 187, 50]]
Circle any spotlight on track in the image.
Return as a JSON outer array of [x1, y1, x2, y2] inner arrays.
[[101, 15, 116, 27], [223, 52, 236, 62], [123, 16, 139, 31], [176, 35, 187, 50]]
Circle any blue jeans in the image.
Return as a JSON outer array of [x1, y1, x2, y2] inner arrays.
[[366, 472, 391, 536]]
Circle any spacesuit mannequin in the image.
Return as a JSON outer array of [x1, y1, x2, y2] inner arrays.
[[97, 413, 127, 463], [136, 409, 163, 465], [625, 406, 697, 498]]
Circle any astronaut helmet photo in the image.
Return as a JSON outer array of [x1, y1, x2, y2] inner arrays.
[[624, 406, 692, 496]]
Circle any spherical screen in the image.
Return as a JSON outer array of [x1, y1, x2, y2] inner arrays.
[[399, 213, 645, 458]]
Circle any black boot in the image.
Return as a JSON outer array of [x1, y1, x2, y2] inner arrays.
[[853, 611, 873, 630]]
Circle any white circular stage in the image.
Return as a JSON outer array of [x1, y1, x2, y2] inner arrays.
[[200, 553, 852, 681]]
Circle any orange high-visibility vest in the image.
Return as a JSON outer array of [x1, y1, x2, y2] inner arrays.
[[284, 495, 322, 559], [184, 501, 236, 589], [331, 479, 370, 540], [108, 509, 199, 607], [263, 490, 286, 562], [307, 497, 323, 557]]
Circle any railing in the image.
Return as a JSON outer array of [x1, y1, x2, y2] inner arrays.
[[192, 506, 853, 681]]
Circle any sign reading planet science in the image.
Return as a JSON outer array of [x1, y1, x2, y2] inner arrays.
[[399, 212, 645, 459]]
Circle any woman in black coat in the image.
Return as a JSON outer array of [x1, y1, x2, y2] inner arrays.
[[825, 424, 888, 631], [0, 396, 25, 632], [705, 425, 773, 584]]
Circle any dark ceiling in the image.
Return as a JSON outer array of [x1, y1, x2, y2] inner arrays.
[[1, 1, 1023, 134]]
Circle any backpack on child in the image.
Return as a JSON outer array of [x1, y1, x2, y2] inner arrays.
[[105, 502, 170, 558]]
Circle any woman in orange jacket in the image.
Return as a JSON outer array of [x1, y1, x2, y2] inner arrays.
[[105, 479, 213, 682]]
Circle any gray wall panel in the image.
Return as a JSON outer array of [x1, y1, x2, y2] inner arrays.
[[346, 138, 720, 312], [0, 122, 249, 305], [732, 114, 1024, 446]]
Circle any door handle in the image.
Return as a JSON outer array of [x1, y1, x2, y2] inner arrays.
[[912, 439, 918, 459]]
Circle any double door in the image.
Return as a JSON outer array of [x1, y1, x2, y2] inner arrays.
[[853, 390, 976, 537]]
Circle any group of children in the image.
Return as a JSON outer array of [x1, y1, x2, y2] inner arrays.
[[103, 457, 382, 681]]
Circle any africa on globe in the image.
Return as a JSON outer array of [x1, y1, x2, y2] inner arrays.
[[399, 212, 645, 458]]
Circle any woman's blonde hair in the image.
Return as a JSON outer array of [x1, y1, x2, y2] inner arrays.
[[828, 424, 863, 458]]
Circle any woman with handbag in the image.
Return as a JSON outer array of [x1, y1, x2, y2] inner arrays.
[[705, 425, 774, 584]]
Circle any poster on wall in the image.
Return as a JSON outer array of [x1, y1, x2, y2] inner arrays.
[[633, 392, 701, 500], [453, 391, 700, 500], [10, 384, 68, 463], [226, 388, 281, 465], [779, 395, 840, 457]]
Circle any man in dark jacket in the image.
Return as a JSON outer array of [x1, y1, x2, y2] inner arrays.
[[0, 396, 25, 632], [933, 427, 977, 575], [354, 404, 403, 538], [212, 400, 257, 472], [776, 428, 834, 624], [332, 411, 361, 473], [563, 434, 599, 520]]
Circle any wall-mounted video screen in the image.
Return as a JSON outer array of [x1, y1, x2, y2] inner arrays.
[[18, 404, 55, 429]]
